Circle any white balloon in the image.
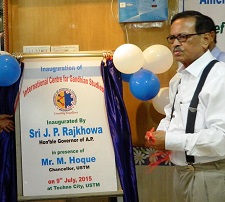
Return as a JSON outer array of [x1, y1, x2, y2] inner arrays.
[[152, 87, 169, 115], [143, 44, 173, 74], [0, 51, 11, 55], [113, 44, 144, 74]]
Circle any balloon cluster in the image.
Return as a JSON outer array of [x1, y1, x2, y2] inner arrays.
[[113, 43, 172, 107], [0, 51, 21, 87]]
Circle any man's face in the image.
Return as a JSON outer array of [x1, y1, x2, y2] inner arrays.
[[169, 17, 209, 67]]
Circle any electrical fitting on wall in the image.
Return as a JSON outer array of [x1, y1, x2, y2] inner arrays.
[[118, 0, 168, 23], [23, 45, 80, 53]]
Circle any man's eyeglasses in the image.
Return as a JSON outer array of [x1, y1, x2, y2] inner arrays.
[[166, 33, 205, 44]]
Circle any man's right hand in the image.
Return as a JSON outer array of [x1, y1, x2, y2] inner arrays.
[[0, 114, 15, 133]]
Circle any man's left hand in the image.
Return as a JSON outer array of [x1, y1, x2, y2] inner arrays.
[[151, 130, 166, 150]]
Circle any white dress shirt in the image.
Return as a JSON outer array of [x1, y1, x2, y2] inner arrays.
[[157, 50, 225, 166], [211, 46, 225, 63]]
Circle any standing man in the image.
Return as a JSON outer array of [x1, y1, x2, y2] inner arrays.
[[0, 66, 22, 201], [203, 14, 225, 62], [210, 44, 225, 62], [148, 11, 225, 202]]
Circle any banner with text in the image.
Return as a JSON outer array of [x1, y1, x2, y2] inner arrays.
[[180, 0, 225, 51], [20, 57, 118, 196]]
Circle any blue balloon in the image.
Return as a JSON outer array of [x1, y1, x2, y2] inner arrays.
[[121, 73, 133, 82], [129, 69, 160, 101], [0, 55, 21, 86]]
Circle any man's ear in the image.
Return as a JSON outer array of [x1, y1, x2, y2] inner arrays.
[[202, 32, 212, 49], [210, 31, 216, 42]]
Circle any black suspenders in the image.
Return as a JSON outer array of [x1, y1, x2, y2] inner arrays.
[[171, 60, 218, 164]]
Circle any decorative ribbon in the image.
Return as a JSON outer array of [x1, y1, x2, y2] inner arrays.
[[145, 128, 171, 172]]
